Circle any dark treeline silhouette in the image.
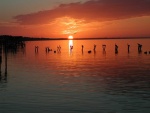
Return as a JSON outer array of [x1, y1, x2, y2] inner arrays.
[[0, 35, 67, 42]]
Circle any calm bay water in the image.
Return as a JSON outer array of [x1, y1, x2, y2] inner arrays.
[[0, 39, 150, 113]]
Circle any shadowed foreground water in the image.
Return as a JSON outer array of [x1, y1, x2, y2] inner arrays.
[[0, 39, 150, 113]]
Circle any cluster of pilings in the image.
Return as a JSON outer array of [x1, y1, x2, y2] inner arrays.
[[35, 45, 62, 53], [34, 43, 149, 55], [0, 38, 26, 82], [82, 43, 149, 54], [2, 40, 26, 54]]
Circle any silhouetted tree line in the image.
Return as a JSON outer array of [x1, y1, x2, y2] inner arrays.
[[0, 35, 68, 42]]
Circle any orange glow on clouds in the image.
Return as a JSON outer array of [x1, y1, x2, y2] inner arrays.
[[1, 16, 150, 38], [52, 17, 84, 35], [50, 16, 105, 38], [1, 0, 150, 38]]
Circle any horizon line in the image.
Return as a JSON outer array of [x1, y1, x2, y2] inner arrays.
[[0, 35, 150, 41]]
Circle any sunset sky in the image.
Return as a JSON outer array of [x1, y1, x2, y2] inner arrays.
[[0, 0, 150, 38]]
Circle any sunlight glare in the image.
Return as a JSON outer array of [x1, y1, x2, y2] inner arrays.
[[68, 35, 73, 39]]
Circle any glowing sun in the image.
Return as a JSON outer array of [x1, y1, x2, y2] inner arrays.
[[68, 35, 73, 39]]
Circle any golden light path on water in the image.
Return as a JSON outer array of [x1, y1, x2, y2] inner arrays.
[[69, 40, 73, 54]]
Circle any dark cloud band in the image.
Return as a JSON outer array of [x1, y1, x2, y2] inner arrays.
[[14, 0, 150, 25]]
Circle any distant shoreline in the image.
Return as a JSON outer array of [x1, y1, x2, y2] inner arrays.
[[0, 35, 150, 42], [68, 37, 150, 40]]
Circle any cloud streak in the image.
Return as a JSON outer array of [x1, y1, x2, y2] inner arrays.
[[14, 0, 150, 25]]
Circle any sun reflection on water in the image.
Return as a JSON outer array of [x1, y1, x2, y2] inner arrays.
[[69, 40, 73, 54]]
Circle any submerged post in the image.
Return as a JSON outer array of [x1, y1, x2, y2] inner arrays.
[[127, 44, 130, 53], [81, 45, 84, 53], [102, 45, 106, 51], [93, 44, 96, 52], [137, 43, 142, 53], [115, 44, 118, 54], [35, 46, 39, 53]]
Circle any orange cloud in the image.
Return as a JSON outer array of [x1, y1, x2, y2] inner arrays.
[[1, 0, 150, 38], [14, 0, 150, 25]]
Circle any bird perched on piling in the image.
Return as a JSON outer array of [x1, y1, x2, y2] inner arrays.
[[88, 50, 91, 53]]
